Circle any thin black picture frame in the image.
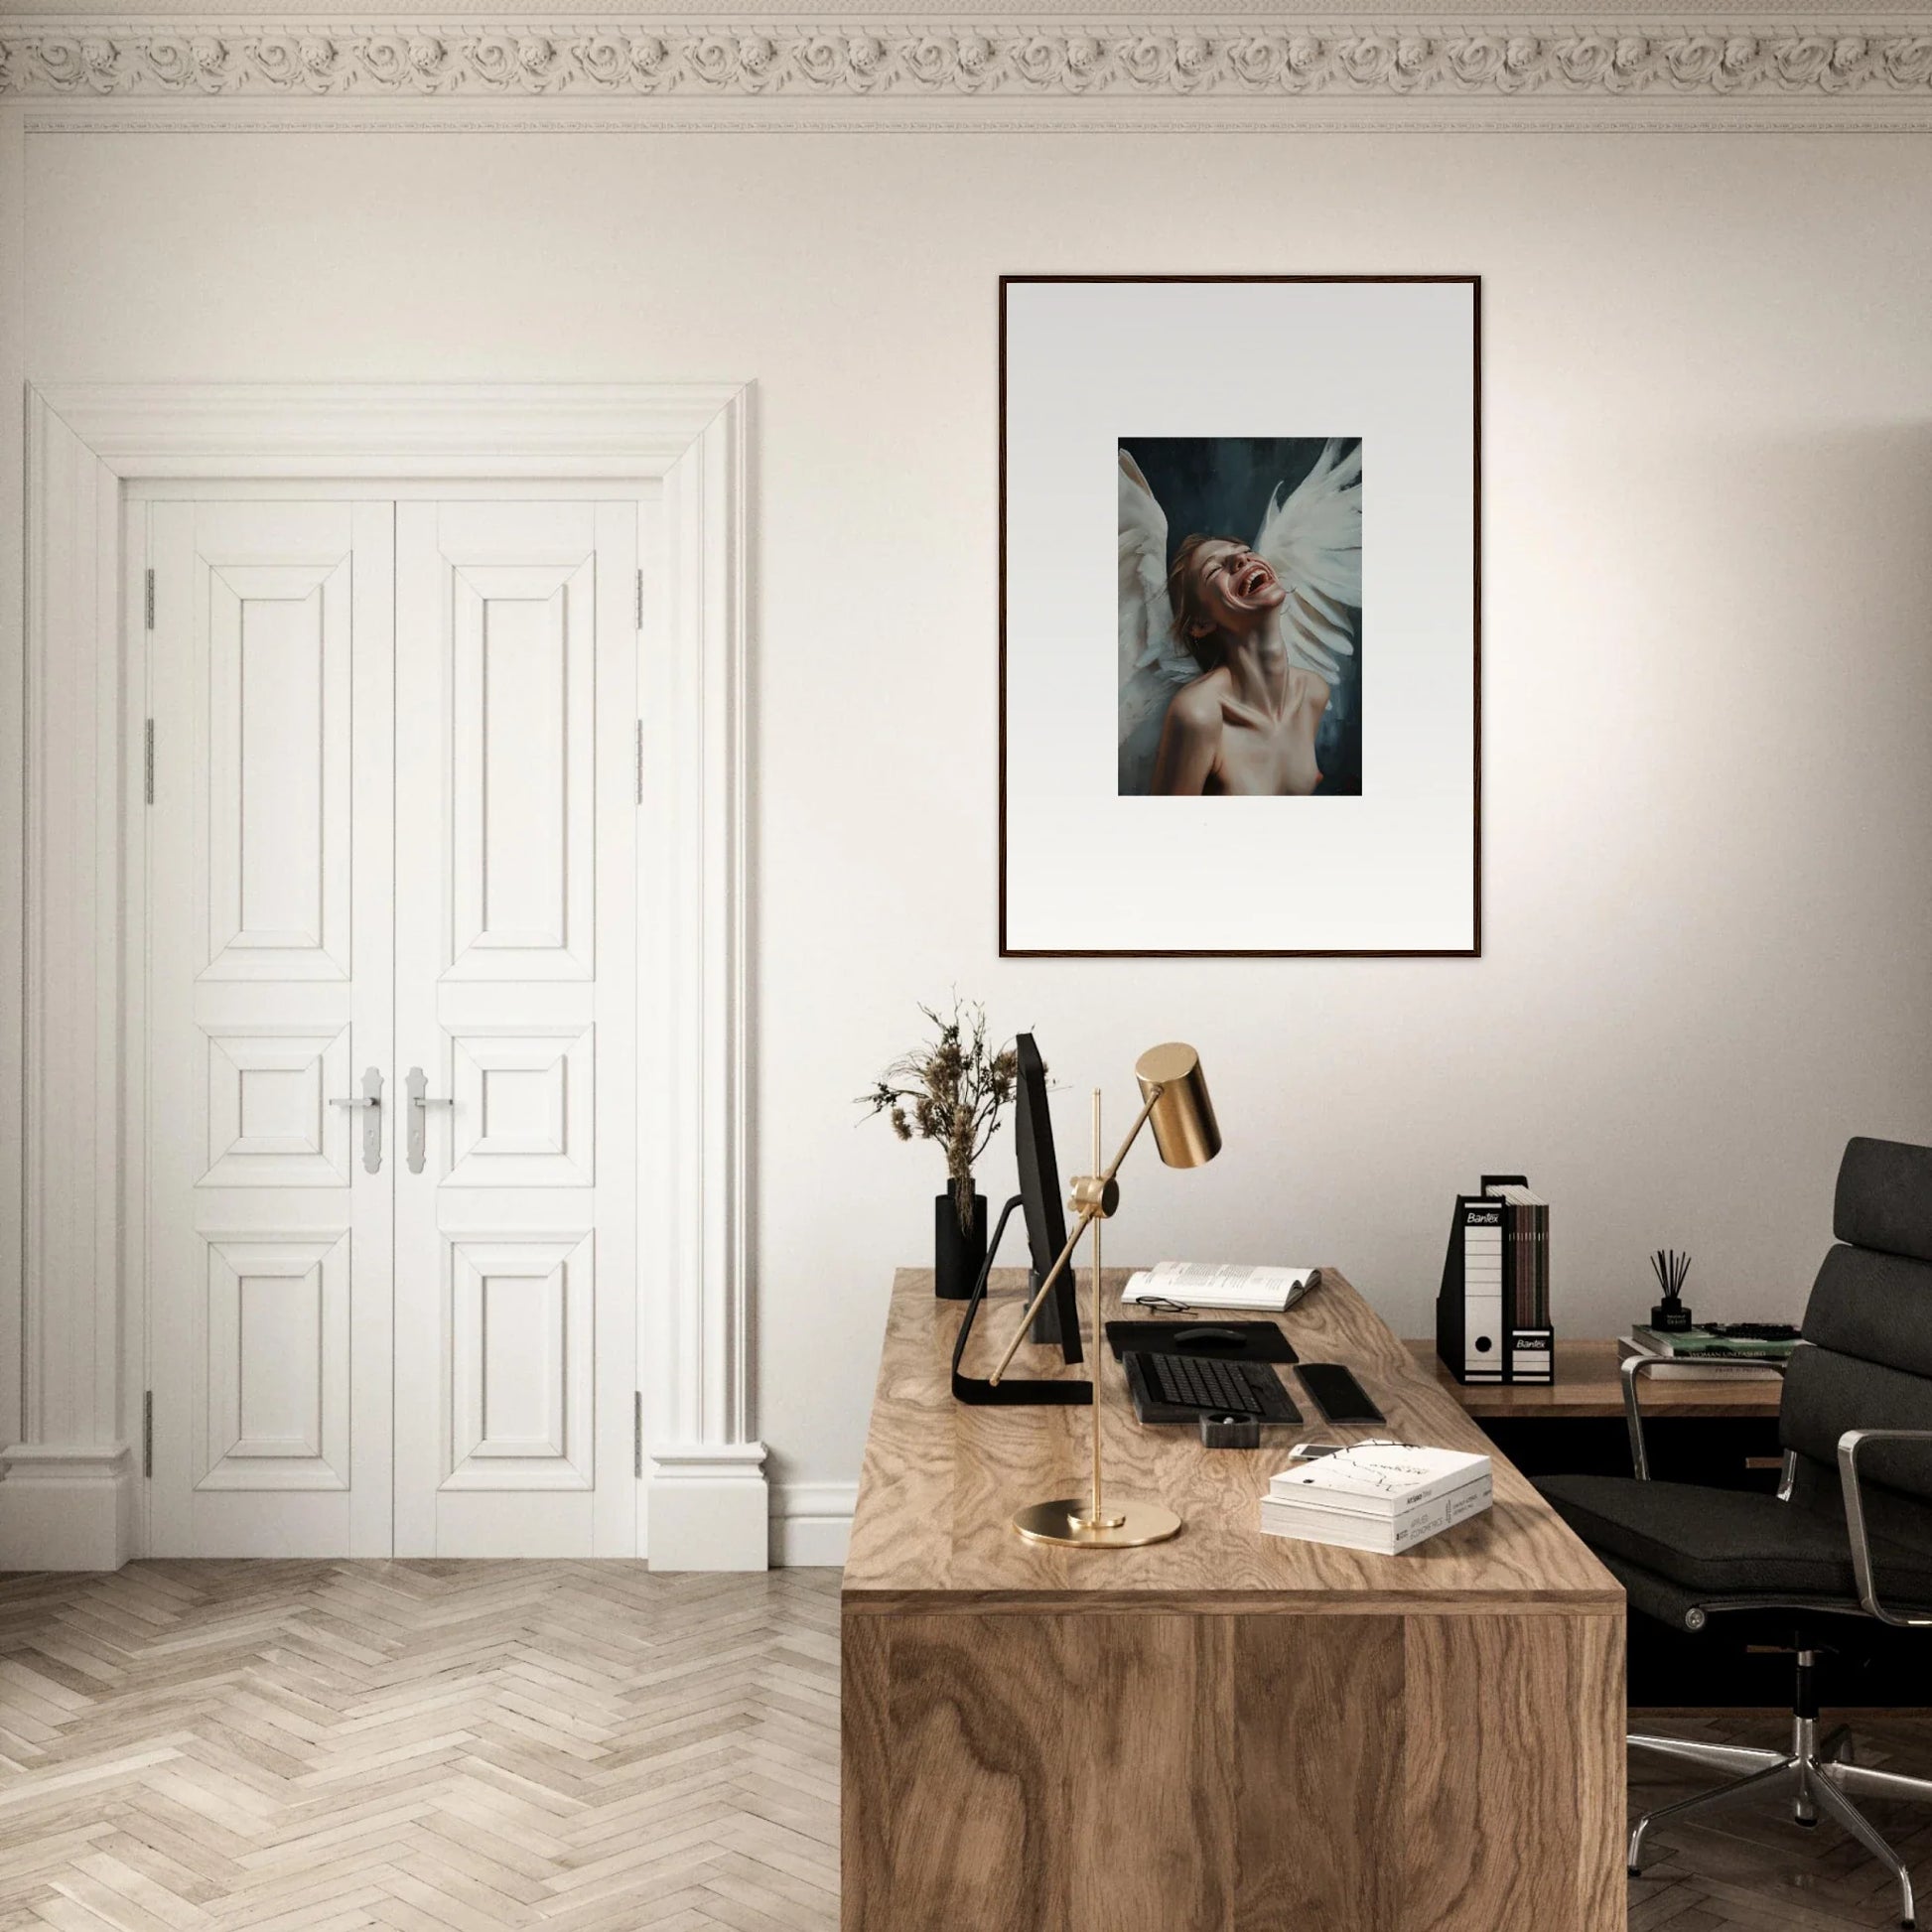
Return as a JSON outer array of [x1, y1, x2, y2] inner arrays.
[[997, 273, 1483, 959]]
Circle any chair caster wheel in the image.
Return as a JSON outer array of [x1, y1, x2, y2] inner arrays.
[[1795, 1816, 1818, 1829]]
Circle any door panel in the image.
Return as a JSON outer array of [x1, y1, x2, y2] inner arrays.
[[200, 1232, 350, 1490], [204, 565, 352, 978], [201, 1026, 354, 1187], [148, 500, 394, 1557], [446, 1231, 594, 1487], [449, 561, 595, 978], [447, 1026, 595, 1188], [393, 501, 637, 1557]]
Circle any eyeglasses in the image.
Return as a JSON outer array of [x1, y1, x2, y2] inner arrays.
[[1287, 1437, 1410, 1460]]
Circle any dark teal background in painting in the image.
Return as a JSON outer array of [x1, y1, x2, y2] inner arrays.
[[1121, 436, 1362, 796]]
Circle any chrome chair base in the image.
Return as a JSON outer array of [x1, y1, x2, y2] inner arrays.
[[1629, 1705, 1932, 1929]]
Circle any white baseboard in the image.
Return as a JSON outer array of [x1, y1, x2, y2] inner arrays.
[[0, 1441, 852, 1573], [646, 1442, 769, 1571], [0, 1444, 136, 1572], [770, 1480, 855, 1569]]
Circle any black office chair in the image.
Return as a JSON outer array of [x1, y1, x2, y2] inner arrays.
[[1537, 1136, 1932, 1930]]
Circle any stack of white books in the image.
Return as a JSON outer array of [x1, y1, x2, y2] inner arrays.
[[1121, 1261, 1316, 1312], [1260, 1444, 1493, 1555]]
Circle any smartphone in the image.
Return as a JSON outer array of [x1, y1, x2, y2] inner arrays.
[[1297, 1362, 1385, 1426]]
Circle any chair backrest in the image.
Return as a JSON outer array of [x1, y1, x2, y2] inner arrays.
[[1780, 1137, 1932, 1516]]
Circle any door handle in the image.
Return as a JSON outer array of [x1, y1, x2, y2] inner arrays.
[[330, 1066, 384, 1174], [405, 1066, 454, 1175]]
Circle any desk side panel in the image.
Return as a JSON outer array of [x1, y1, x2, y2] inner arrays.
[[842, 1609, 1071, 1931], [1402, 1610, 1626, 1932], [1232, 1612, 1405, 1931], [841, 1604, 1622, 1932], [840, 1613, 891, 1932]]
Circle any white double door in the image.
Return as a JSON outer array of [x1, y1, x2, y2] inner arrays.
[[146, 493, 640, 1557]]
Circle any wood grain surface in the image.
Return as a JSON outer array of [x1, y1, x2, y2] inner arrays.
[[1408, 1336, 1784, 1419], [843, 1268, 1621, 1613], [841, 1605, 1625, 1932], [1400, 1611, 1626, 1932], [1231, 1612, 1404, 1929]]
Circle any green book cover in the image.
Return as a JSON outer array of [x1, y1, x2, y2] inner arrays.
[[1634, 1325, 1797, 1360]]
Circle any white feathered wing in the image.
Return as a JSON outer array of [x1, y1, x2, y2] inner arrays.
[[1253, 438, 1362, 686], [1117, 447, 1200, 794]]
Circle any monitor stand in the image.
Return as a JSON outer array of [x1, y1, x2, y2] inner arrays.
[[951, 1195, 1092, 1407]]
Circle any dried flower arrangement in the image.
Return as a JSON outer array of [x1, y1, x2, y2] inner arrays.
[[860, 998, 1021, 1234]]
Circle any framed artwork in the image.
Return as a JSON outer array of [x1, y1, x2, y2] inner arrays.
[[999, 275, 1480, 957]]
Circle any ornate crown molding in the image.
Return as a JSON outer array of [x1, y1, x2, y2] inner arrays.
[[4, 17, 1931, 110]]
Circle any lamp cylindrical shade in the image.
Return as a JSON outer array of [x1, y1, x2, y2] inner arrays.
[[1134, 1042, 1221, 1169]]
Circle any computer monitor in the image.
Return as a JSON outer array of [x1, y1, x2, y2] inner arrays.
[[948, 1031, 1089, 1406], [1014, 1034, 1083, 1362]]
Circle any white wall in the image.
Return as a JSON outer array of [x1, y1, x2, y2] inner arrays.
[[20, 126, 1932, 1538]]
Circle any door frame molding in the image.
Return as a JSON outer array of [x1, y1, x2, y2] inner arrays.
[[4, 381, 762, 1571]]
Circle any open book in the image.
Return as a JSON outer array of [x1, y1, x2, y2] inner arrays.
[[1121, 1261, 1317, 1313]]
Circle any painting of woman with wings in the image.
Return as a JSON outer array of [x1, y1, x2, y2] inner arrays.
[[1118, 436, 1362, 797]]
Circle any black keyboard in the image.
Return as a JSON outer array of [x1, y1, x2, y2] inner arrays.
[[1127, 1351, 1302, 1424]]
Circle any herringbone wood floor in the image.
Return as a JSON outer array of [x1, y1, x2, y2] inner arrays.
[[2, 1563, 1929, 1929], [0, 1563, 840, 1932]]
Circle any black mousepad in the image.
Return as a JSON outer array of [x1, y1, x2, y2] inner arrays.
[[1104, 1319, 1298, 1365]]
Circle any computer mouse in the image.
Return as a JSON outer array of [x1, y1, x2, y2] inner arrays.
[[1173, 1325, 1247, 1350]]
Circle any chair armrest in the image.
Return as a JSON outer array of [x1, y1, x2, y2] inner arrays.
[[1837, 1429, 1932, 1627], [1621, 1350, 1789, 1482]]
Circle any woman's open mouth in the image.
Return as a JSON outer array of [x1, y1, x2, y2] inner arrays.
[[1234, 561, 1274, 599]]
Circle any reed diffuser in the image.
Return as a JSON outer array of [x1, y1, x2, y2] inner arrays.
[[1650, 1249, 1694, 1332]]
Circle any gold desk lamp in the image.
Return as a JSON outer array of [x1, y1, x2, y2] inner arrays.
[[987, 1041, 1221, 1549]]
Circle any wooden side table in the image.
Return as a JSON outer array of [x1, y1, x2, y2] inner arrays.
[[1406, 1336, 1782, 1418]]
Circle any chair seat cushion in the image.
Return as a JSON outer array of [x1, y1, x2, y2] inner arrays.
[[1536, 1473, 1932, 1602]]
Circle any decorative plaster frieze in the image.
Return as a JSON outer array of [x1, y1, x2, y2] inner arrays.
[[3, 19, 1932, 103]]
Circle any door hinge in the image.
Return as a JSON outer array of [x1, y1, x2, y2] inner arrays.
[[142, 1391, 153, 1478], [635, 568, 644, 631], [144, 720, 155, 805], [633, 1392, 643, 1479], [144, 568, 155, 631], [634, 720, 644, 806]]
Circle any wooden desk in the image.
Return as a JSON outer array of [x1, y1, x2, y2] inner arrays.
[[843, 1269, 1625, 1932], [1407, 1336, 1783, 1420]]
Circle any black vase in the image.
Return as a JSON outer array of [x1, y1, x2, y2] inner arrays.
[[934, 1186, 989, 1301]]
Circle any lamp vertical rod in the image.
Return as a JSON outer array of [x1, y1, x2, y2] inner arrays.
[[1090, 1089, 1104, 1529]]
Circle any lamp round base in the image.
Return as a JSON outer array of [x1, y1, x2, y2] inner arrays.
[[1011, 1497, 1182, 1548]]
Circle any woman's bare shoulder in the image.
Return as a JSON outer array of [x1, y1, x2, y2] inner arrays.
[[1167, 670, 1227, 732]]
